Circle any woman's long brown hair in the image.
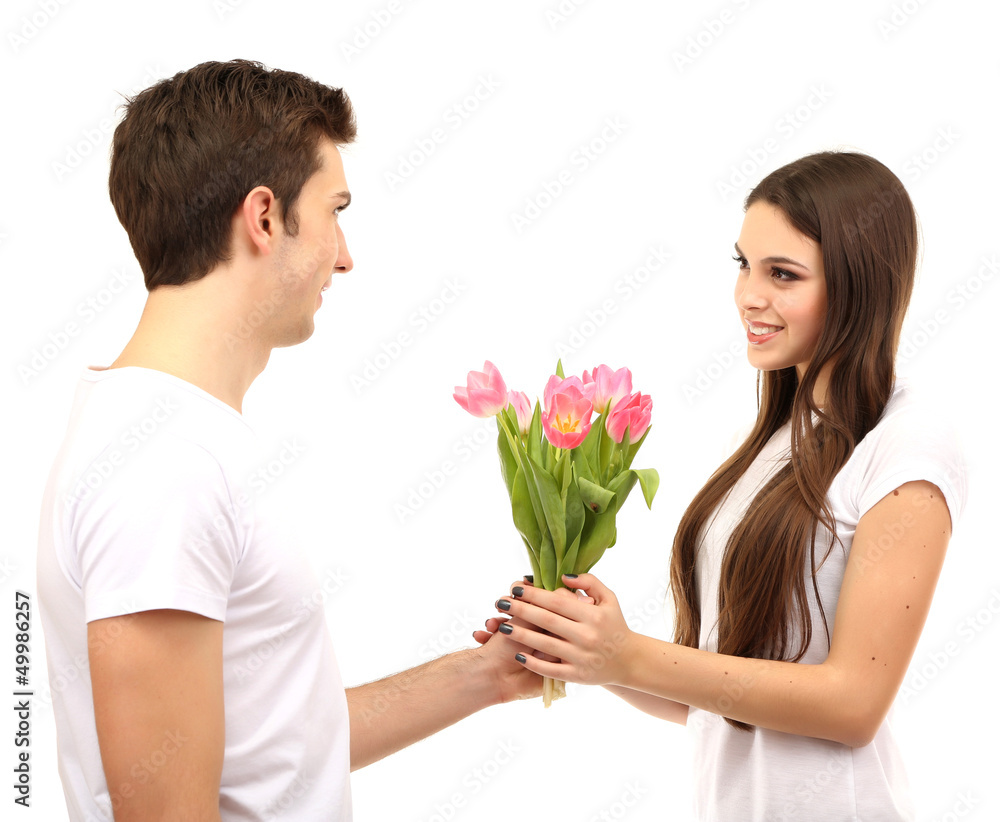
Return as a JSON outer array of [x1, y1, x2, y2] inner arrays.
[[669, 152, 918, 731]]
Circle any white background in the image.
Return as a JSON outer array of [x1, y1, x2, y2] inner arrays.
[[4, 0, 998, 819]]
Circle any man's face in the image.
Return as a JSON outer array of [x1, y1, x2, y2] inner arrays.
[[268, 137, 353, 347]]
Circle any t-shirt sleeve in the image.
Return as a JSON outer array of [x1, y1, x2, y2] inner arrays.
[[70, 433, 243, 623], [853, 399, 968, 528]]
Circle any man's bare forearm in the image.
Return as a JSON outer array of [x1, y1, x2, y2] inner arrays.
[[346, 647, 501, 771]]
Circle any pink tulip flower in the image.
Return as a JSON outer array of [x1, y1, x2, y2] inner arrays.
[[542, 384, 594, 450], [454, 361, 508, 418], [582, 365, 633, 413], [605, 392, 652, 444], [543, 374, 595, 411], [508, 390, 532, 436]]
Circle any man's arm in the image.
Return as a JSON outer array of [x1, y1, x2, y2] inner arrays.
[[88, 609, 224, 821], [347, 630, 540, 771]]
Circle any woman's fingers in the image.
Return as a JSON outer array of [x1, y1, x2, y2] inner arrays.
[[502, 578, 600, 623]]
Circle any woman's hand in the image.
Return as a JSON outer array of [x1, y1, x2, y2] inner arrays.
[[495, 573, 636, 687]]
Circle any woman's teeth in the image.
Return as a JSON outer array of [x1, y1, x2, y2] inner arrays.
[[748, 323, 782, 335]]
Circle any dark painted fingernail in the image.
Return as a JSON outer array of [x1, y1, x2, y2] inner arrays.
[[496, 598, 511, 611], [512, 586, 524, 598], [564, 573, 579, 579], [515, 653, 527, 663], [523, 574, 534, 583], [498, 623, 513, 635]]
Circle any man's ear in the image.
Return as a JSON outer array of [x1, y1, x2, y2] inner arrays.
[[239, 186, 279, 256]]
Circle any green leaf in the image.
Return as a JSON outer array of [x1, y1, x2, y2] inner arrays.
[[576, 475, 616, 514], [570, 448, 597, 487], [560, 478, 586, 579], [496, 423, 519, 502], [556, 359, 565, 379], [522, 537, 542, 582], [632, 467, 660, 509], [605, 468, 659, 511], [539, 530, 557, 591], [523, 452, 567, 577], [599, 416, 615, 481], [555, 448, 573, 494], [623, 425, 651, 471], [510, 466, 542, 552], [574, 508, 618, 574], [607, 468, 639, 512], [526, 401, 544, 463]]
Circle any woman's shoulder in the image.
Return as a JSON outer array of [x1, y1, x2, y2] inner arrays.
[[845, 375, 968, 522], [867, 376, 959, 443]]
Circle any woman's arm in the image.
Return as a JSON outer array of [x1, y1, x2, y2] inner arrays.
[[602, 685, 690, 724], [499, 480, 951, 747]]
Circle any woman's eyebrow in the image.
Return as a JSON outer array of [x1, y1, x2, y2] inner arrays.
[[734, 242, 809, 270]]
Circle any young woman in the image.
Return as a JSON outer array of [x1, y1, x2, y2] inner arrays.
[[490, 152, 967, 820]]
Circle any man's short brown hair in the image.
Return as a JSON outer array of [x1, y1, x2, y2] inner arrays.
[[109, 59, 357, 290]]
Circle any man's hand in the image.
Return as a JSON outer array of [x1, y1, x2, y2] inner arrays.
[[346, 593, 544, 771], [470, 613, 544, 704]]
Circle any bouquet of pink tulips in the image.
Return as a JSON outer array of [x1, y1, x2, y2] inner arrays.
[[455, 361, 659, 705]]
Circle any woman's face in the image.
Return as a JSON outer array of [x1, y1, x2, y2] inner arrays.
[[733, 202, 827, 381]]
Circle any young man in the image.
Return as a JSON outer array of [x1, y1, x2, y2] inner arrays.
[[36, 59, 538, 822]]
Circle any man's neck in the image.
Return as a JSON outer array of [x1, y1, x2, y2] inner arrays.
[[110, 277, 271, 414]]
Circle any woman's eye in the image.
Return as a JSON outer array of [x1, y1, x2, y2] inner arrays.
[[772, 267, 798, 281], [732, 254, 748, 269]]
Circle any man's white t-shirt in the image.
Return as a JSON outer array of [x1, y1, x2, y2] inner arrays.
[[37, 366, 352, 821], [689, 377, 967, 821]]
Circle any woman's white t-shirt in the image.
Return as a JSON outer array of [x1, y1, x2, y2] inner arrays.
[[689, 377, 967, 821]]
